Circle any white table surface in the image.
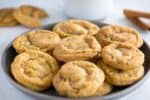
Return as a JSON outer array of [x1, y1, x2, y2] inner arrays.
[[0, 0, 150, 100]]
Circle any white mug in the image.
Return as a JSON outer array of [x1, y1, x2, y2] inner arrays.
[[58, 0, 113, 20]]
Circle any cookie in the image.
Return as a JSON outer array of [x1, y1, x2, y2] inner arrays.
[[101, 43, 144, 70], [13, 7, 42, 28], [13, 30, 60, 53], [53, 61, 105, 97], [19, 5, 48, 18], [96, 25, 143, 48], [11, 50, 59, 91], [94, 82, 112, 96], [97, 60, 144, 86], [53, 35, 101, 62], [53, 19, 99, 37], [0, 8, 18, 26]]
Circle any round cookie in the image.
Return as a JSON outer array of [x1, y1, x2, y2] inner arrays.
[[96, 25, 143, 48], [53, 35, 101, 62], [97, 60, 144, 86], [101, 43, 144, 70], [94, 82, 112, 96], [11, 50, 59, 91], [13, 30, 60, 53], [0, 8, 18, 26], [13, 7, 42, 28], [53, 61, 105, 97], [19, 5, 48, 18], [53, 19, 99, 37]]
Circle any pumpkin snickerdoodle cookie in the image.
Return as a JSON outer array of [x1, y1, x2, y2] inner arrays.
[[11, 50, 59, 91], [53, 61, 105, 97], [13, 5, 48, 28], [13, 30, 60, 53], [97, 60, 144, 86], [53, 19, 99, 37], [101, 43, 144, 70], [53, 35, 101, 62], [96, 25, 143, 48], [13, 8, 41, 28], [0, 8, 18, 26], [19, 5, 48, 18], [94, 82, 112, 96]]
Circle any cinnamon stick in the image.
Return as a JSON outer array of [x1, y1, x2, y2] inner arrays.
[[124, 9, 150, 30], [126, 15, 150, 30], [124, 9, 150, 19]]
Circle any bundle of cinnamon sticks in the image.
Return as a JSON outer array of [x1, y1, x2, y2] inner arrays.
[[124, 9, 150, 30]]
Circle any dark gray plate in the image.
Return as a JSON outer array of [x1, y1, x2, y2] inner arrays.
[[1, 22, 150, 100]]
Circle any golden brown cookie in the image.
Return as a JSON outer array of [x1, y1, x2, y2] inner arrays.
[[19, 5, 48, 18], [97, 60, 144, 86], [13, 7, 42, 28], [11, 50, 59, 91], [101, 43, 144, 70], [53, 19, 99, 37], [53, 35, 101, 62], [0, 8, 18, 26], [94, 82, 112, 96], [53, 61, 105, 97], [13, 30, 60, 53], [96, 25, 143, 48]]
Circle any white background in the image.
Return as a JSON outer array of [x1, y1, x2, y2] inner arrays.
[[0, 0, 150, 100]]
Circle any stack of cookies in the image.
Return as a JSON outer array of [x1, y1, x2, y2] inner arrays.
[[96, 25, 144, 86], [0, 5, 48, 28], [11, 19, 145, 98]]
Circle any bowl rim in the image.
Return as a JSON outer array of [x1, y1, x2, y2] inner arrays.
[[1, 23, 150, 100]]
